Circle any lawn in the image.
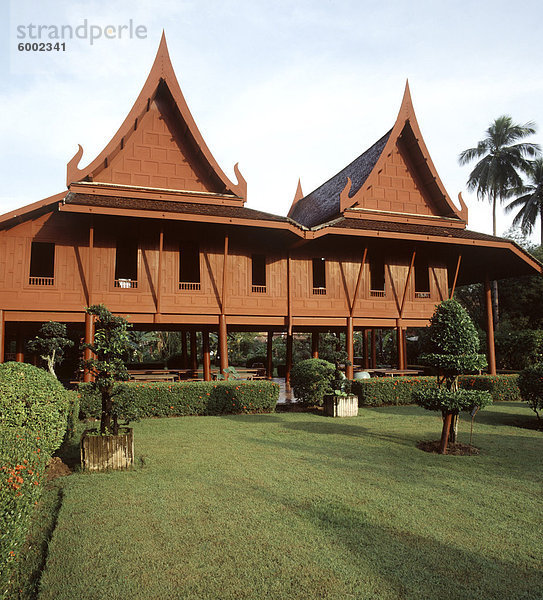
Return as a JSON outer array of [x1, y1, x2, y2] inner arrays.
[[37, 403, 542, 600]]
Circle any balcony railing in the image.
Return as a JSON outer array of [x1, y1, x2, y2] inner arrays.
[[415, 291, 431, 299], [29, 277, 54, 286], [312, 287, 327, 295], [251, 285, 266, 293], [114, 279, 138, 289], [179, 282, 201, 291], [370, 289, 386, 297]]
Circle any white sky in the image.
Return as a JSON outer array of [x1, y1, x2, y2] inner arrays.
[[1, 0, 542, 240]]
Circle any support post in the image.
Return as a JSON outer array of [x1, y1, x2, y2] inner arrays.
[[219, 314, 228, 376], [371, 329, 377, 368], [83, 312, 94, 382], [190, 331, 198, 372], [363, 328, 369, 369], [396, 321, 405, 370], [15, 326, 24, 362], [484, 275, 497, 375], [88, 218, 94, 306], [346, 317, 354, 379], [202, 330, 211, 382], [157, 228, 164, 315], [266, 331, 273, 379], [311, 331, 319, 359], [285, 333, 293, 390], [0, 310, 4, 363]]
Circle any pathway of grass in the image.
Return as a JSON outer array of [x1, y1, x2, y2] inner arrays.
[[38, 404, 542, 599]]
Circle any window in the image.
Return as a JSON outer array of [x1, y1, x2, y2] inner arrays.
[[179, 241, 200, 290], [414, 256, 430, 298], [370, 255, 385, 297], [114, 239, 138, 288], [251, 254, 266, 293], [312, 257, 326, 294], [29, 241, 55, 285]]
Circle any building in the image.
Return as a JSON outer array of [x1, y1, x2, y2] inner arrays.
[[0, 34, 540, 382]]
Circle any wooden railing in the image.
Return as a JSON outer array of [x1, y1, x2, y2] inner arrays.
[[114, 279, 138, 289], [179, 282, 201, 291], [251, 285, 266, 293], [370, 289, 385, 297], [28, 277, 54, 286], [415, 291, 431, 299], [312, 287, 327, 295]]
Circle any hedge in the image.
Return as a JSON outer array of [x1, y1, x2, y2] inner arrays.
[[352, 374, 521, 407], [78, 380, 280, 419], [0, 362, 71, 455]]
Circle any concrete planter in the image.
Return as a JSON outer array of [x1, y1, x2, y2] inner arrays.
[[81, 427, 134, 471], [323, 394, 358, 417]]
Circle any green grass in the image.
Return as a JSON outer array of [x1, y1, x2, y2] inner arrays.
[[37, 404, 542, 600]]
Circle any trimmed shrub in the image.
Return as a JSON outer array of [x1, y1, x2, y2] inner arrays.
[[290, 359, 335, 406], [517, 364, 543, 420], [0, 427, 49, 595], [78, 380, 279, 419], [459, 374, 521, 402], [0, 362, 70, 455]]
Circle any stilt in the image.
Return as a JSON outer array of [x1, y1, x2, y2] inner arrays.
[[285, 332, 293, 390], [484, 275, 497, 375], [363, 328, 369, 369], [371, 329, 377, 368], [0, 310, 4, 363], [202, 330, 211, 381], [15, 326, 24, 362], [403, 327, 408, 368], [396, 323, 405, 370], [190, 331, 198, 372], [266, 331, 273, 379], [83, 312, 95, 382], [219, 314, 228, 376], [311, 331, 319, 359], [346, 317, 354, 379]]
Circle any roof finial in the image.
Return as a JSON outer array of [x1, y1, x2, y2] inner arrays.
[[287, 178, 304, 217]]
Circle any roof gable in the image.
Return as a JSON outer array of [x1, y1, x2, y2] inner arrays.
[[289, 82, 467, 228], [67, 33, 246, 201]]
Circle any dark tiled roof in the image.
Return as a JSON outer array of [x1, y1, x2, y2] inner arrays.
[[289, 130, 391, 228], [65, 193, 291, 224], [333, 217, 508, 242]]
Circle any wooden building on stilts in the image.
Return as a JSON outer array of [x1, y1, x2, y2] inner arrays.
[[0, 34, 541, 384]]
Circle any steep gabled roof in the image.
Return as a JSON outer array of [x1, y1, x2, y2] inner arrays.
[[289, 82, 468, 228], [66, 33, 246, 201]]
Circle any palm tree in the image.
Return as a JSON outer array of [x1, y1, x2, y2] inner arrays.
[[459, 115, 539, 236], [458, 116, 540, 327], [505, 158, 543, 246]]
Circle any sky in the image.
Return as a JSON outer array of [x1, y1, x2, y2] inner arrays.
[[1, 0, 543, 241]]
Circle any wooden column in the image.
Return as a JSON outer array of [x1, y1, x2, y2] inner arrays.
[[266, 331, 273, 379], [371, 329, 377, 368], [285, 333, 293, 389], [346, 317, 354, 379], [403, 327, 408, 368], [202, 330, 211, 382], [396, 322, 404, 370], [88, 219, 94, 306], [363, 328, 369, 369], [0, 310, 4, 363], [15, 326, 24, 362], [190, 331, 198, 372], [157, 228, 164, 315], [219, 314, 228, 376], [484, 275, 497, 375], [83, 312, 94, 382], [181, 331, 188, 369], [311, 331, 319, 359]]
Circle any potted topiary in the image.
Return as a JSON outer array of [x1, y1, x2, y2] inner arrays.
[[322, 350, 358, 417], [80, 304, 136, 471], [413, 299, 492, 454], [290, 358, 335, 406]]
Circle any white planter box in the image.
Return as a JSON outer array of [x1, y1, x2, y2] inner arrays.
[[323, 394, 358, 417]]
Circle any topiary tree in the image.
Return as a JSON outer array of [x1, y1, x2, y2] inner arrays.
[[81, 304, 132, 435], [290, 358, 335, 406], [518, 363, 543, 421], [413, 299, 492, 454], [26, 321, 74, 378]]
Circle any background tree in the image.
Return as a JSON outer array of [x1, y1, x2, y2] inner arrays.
[[505, 158, 543, 246], [413, 299, 492, 454], [458, 115, 539, 327], [26, 321, 73, 378], [81, 304, 132, 435]]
